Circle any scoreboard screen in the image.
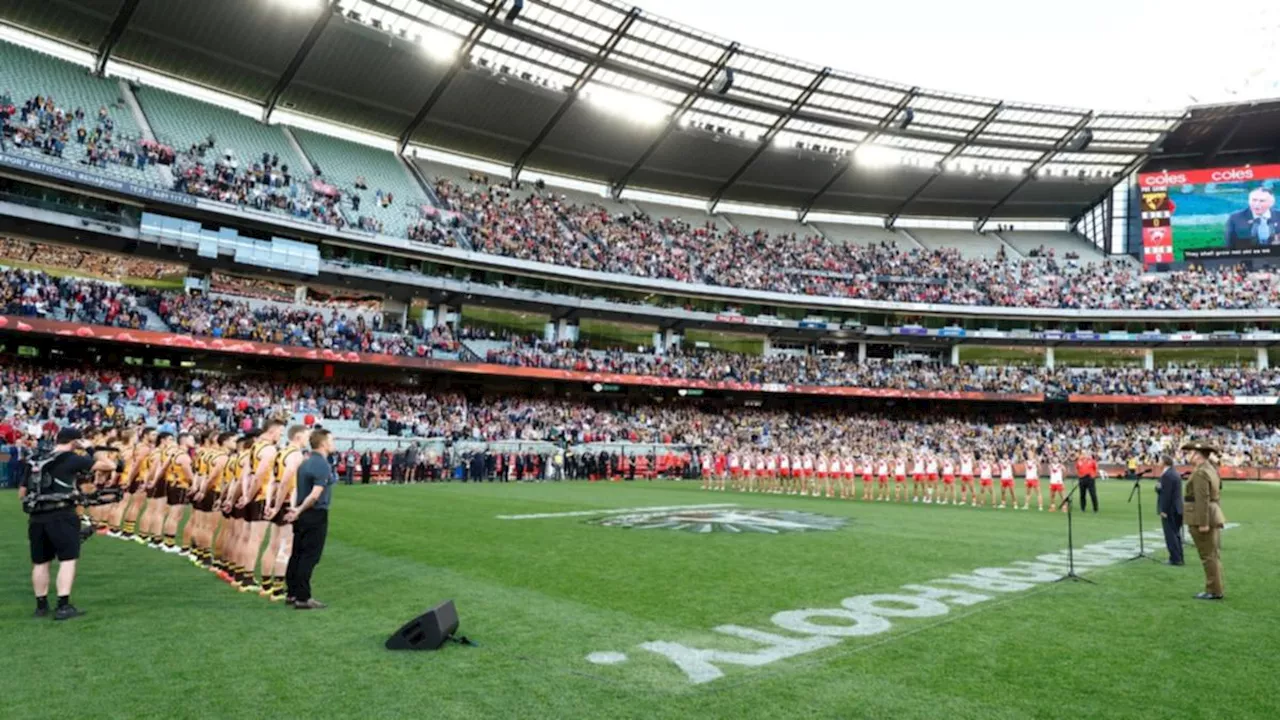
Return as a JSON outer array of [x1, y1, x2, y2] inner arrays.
[[1137, 164, 1280, 266]]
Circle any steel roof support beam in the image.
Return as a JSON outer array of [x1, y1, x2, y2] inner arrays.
[[94, 0, 142, 77], [610, 42, 739, 198], [511, 7, 640, 180], [706, 68, 830, 210], [797, 88, 919, 221], [263, 0, 338, 123], [885, 101, 1003, 227], [1203, 115, 1245, 166], [975, 113, 1094, 229], [410, 0, 1171, 158], [396, 0, 506, 155]]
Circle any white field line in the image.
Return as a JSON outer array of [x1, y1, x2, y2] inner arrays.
[[497, 503, 739, 520]]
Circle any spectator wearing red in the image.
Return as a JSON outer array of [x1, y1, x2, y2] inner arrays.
[[1076, 452, 1099, 512]]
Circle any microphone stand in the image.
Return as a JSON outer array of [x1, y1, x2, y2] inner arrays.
[[1125, 468, 1158, 563], [1053, 481, 1095, 584]]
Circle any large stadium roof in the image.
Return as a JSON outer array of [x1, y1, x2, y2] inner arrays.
[[0, 0, 1247, 221]]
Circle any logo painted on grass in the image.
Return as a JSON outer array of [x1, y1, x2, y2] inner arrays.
[[593, 508, 846, 534], [586, 523, 1240, 684]]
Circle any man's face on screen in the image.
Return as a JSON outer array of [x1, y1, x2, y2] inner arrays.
[[1249, 190, 1274, 216]]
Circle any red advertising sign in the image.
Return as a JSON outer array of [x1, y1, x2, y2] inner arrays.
[[1137, 165, 1280, 188]]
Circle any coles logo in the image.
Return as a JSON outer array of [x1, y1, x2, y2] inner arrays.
[[1210, 167, 1254, 182], [1141, 171, 1187, 186]]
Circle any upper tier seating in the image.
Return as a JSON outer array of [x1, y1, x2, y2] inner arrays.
[[292, 128, 427, 237], [135, 85, 305, 175], [0, 43, 166, 186], [906, 228, 1008, 259], [998, 230, 1107, 263]]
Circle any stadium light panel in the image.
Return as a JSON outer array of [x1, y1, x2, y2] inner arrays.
[[277, 0, 322, 10], [583, 84, 669, 126], [419, 27, 461, 62], [854, 144, 899, 168]]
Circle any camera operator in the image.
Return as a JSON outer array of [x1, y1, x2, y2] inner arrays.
[[19, 427, 118, 620]]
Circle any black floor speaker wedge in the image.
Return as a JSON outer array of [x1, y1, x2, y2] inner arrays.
[[385, 600, 460, 650]]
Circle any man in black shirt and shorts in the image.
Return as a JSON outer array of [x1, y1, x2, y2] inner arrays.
[[21, 428, 118, 620]]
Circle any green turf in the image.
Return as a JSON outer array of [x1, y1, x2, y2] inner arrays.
[[2, 481, 1277, 720]]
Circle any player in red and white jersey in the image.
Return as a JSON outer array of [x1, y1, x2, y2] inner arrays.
[[700, 451, 714, 491], [1048, 458, 1066, 512], [790, 453, 803, 496], [860, 454, 874, 502], [893, 455, 909, 502], [779, 452, 792, 494], [939, 457, 956, 506], [1023, 454, 1043, 511], [728, 451, 742, 492], [924, 455, 940, 504], [911, 454, 926, 503], [714, 451, 728, 491], [998, 457, 1017, 509], [959, 454, 975, 506], [801, 453, 815, 496], [816, 454, 830, 498], [876, 457, 890, 501], [753, 453, 766, 493], [840, 453, 856, 500], [977, 457, 995, 508]]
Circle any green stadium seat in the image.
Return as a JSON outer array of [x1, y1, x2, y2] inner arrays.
[[0, 41, 166, 187], [290, 128, 426, 238], [134, 85, 305, 175]]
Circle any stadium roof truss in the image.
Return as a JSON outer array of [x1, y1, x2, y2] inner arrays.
[[1, 0, 1187, 221]]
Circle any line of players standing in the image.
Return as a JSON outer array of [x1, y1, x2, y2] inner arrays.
[[83, 419, 309, 601], [700, 449, 1068, 510]]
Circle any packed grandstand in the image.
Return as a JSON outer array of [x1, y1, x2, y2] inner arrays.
[[0, 26, 1276, 493]]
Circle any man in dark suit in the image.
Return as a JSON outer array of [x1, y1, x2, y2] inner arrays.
[[1223, 187, 1278, 248], [1155, 453, 1184, 566]]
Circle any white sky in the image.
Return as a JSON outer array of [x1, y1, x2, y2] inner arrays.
[[634, 0, 1279, 111]]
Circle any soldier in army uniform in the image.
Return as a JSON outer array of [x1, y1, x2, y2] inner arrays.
[[1181, 439, 1226, 600]]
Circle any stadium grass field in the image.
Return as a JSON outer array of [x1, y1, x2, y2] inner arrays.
[[3, 480, 1278, 720]]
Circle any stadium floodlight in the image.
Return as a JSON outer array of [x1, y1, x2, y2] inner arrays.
[[276, 0, 322, 10], [419, 27, 462, 62], [854, 144, 899, 169], [583, 84, 668, 126]]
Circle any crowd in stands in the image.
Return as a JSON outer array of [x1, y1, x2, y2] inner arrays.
[[0, 238, 183, 280], [425, 177, 1280, 311], [2, 359, 1279, 474], [2, 259, 1279, 396], [170, 145, 347, 228], [475, 336, 1280, 397], [0, 93, 170, 169], [0, 267, 147, 328], [210, 271, 296, 303]]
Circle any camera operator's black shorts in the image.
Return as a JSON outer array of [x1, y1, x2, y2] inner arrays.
[[245, 500, 267, 523], [147, 478, 168, 500], [28, 509, 81, 564], [166, 484, 189, 506]]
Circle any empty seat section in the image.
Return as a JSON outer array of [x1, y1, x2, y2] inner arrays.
[[811, 223, 908, 248], [135, 85, 303, 172], [999, 230, 1106, 262], [908, 228, 1005, 259], [291, 128, 426, 237]]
